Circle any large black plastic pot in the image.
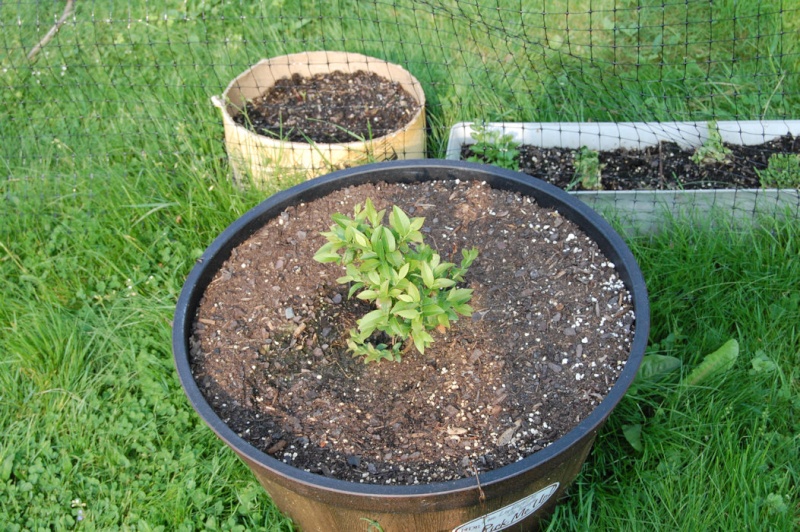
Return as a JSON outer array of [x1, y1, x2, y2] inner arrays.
[[173, 160, 650, 531]]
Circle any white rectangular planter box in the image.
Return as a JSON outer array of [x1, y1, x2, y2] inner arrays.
[[446, 121, 800, 232]]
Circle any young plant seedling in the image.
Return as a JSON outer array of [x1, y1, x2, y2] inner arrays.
[[569, 146, 604, 190], [691, 121, 732, 165], [757, 153, 800, 189], [300, 121, 381, 172], [314, 199, 479, 363], [467, 123, 521, 171], [234, 98, 292, 141]]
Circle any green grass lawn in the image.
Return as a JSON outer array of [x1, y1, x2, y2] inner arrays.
[[1, 1, 798, 529]]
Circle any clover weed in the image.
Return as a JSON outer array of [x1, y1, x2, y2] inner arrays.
[[314, 199, 478, 363]]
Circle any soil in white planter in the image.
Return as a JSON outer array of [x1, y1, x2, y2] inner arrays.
[[463, 134, 799, 191], [189, 179, 636, 485]]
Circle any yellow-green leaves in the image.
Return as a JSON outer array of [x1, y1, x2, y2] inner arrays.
[[420, 261, 435, 288], [314, 199, 479, 363], [397, 262, 409, 280], [312, 242, 342, 264], [403, 281, 420, 303], [684, 338, 739, 387], [389, 205, 424, 243], [389, 205, 411, 235]]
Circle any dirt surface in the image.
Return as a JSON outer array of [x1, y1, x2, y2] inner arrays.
[[190, 180, 636, 485], [232, 70, 421, 144], [463, 134, 799, 191]]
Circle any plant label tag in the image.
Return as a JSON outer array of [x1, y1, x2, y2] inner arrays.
[[452, 482, 559, 532]]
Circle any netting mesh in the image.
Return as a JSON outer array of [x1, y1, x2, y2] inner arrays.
[[2, 0, 799, 229]]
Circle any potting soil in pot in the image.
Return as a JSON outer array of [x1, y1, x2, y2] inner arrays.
[[232, 70, 421, 144], [190, 179, 635, 485]]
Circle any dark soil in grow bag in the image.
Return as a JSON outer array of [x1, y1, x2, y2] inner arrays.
[[232, 70, 421, 144]]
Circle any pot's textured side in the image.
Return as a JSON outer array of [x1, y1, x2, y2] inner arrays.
[[174, 160, 650, 532], [212, 51, 426, 186], [233, 430, 596, 531]]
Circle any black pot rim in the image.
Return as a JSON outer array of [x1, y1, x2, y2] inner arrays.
[[173, 159, 650, 498]]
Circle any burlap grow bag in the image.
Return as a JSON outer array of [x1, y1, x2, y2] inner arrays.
[[211, 51, 426, 185]]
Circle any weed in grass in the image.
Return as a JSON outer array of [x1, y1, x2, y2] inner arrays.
[[623, 338, 739, 451], [683, 338, 739, 387]]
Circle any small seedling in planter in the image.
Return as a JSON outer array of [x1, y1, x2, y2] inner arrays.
[[568, 146, 604, 191], [302, 120, 382, 170], [234, 98, 292, 141], [691, 121, 732, 165], [757, 153, 800, 189], [467, 123, 521, 171], [314, 199, 479, 363]]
